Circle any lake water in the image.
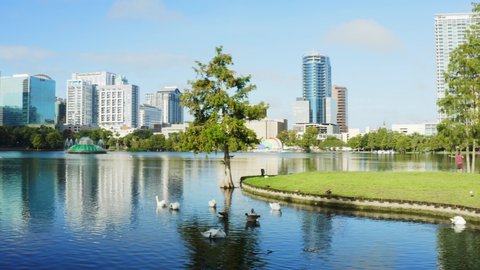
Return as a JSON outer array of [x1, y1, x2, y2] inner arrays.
[[0, 151, 479, 269]]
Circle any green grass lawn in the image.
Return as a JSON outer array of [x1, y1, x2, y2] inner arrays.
[[243, 171, 480, 209]]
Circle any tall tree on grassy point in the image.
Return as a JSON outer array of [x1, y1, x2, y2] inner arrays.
[[181, 47, 268, 189], [438, 3, 480, 173]]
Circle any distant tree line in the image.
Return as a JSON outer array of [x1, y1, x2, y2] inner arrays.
[[277, 127, 450, 154], [0, 126, 64, 150], [277, 127, 345, 153], [0, 126, 185, 152]]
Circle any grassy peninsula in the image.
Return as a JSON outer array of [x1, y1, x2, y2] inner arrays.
[[243, 171, 480, 209]]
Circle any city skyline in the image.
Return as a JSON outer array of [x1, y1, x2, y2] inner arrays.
[[0, 0, 474, 130]]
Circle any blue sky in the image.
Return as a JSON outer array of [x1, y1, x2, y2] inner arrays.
[[0, 0, 474, 130]]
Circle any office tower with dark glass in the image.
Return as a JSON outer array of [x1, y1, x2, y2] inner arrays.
[[302, 52, 332, 124], [145, 86, 183, 124]]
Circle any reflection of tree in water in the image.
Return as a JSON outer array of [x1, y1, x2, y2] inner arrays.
[[437, 227, 480, 270], [277, 157, 289, 175], [301, 211, 333, 256], [304, 157, 318, 172], [178, 189, 266, 269]]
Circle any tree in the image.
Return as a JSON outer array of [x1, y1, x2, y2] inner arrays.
[[438, 3, 480, 173], [181, 47, 268, 189], [393, 133, 410, 154], [277, 130, 298, 147], [319, 136, 344, 150], [46, 130, 64, 149], [166, 132, 186, 151], [298, 127, 318, 153], [32, 134, 45, 150], [150, 134, 166, 151], [347, 135, 363, 150]]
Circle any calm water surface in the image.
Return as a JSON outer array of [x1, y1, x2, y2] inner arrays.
[[0, 151, 479, 269]]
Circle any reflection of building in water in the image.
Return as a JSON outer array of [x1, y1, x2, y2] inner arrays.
[[1, 158, 64, 232], [65, 156, 99, 228], [65, 156, 136, 230], [96, 158, 133, 227], [131, 155, 184, 205], [23, 159, 57, 230], [0, 161, 26, 229]]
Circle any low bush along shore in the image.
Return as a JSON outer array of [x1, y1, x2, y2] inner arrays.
[[243, 171, 480, 209]]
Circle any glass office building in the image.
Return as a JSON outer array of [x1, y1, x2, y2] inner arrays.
[[302, 52, 331, 124], [145, 86, 184, 124], [0, 74, 56, 126]]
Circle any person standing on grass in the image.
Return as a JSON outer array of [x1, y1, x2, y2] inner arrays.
[[455, 149, 464, 172]]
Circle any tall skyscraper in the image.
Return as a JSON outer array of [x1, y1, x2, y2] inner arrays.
[[145, 86, 183, 124], [435, 13, 477, 122], [66, 79, 94, 126], [302, 52, 332, 124], [333, 85, 348, 133], [0, 74, 56, 126]]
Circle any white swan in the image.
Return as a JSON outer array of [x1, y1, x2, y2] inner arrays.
[[201, 228, 226, 239], [453, 224, 466, 233], [156, 195, 167, 208], [169, 202, 180, 210], [269, 202, 281, 211], [208, 199, 217, 208], [450, 216, 466, 225]]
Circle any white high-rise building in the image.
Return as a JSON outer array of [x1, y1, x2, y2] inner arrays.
[[435, 13, 477, 122], [66, 80, 94, 126], [72, 71, 117, 86], [324, 97, 337, 125], [293, 97, 310, 124], [145, 86, 183, 124], [97, 82, 139, 129]]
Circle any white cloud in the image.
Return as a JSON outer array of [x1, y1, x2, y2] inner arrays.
[[107, 0, 181, 21], [323, 19, 403, 53], [0, 45, 53, 60]]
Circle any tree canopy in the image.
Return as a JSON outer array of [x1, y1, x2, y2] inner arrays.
[[438, 3, 480, 173], [181, 47, 268, 188]]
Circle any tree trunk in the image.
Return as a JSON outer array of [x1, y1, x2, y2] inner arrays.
[[472, 140, 476, 173], [221, 188, 233, 212], [220, 144, 234, 189], [466, 146, 471, 173]]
